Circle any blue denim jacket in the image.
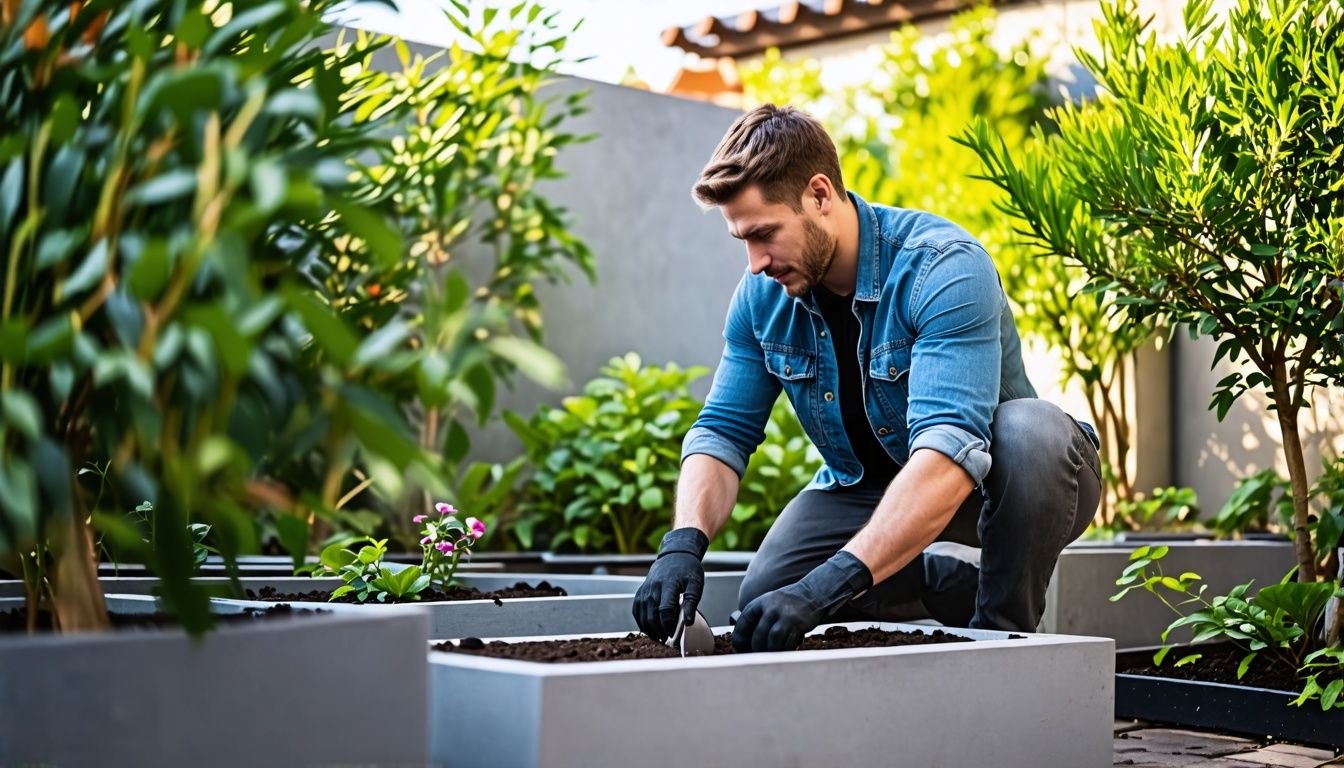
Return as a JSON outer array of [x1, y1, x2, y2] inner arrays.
[[682, 192, 1039, 490]]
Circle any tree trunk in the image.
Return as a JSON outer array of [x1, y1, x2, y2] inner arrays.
[[1272, 392, 1316, 582], [50, 516, 110, 632]]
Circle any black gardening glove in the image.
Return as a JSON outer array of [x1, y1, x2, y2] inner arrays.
[[731, 550, 873, 653], [633, 527, 709, 642]]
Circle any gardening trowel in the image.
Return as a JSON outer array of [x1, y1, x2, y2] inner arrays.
[[667, 602, 714, 657]]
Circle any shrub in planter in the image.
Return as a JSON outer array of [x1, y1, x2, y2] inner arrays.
[[1115, 546, 1343, 714], [0, 0, 584, 633], [296, 2, 594, 550], [966, 0, 1344, 628], [503, 353, 706, 554]]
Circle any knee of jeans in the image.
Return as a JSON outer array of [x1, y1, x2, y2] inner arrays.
[[991, 399, 1071, 460], [737, 567, 790, 611]]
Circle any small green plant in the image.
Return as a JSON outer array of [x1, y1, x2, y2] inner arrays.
[[318, 537, 411, 603], [503, 354, 707, 553], [314, 501, 486, 602], [719, 396, 821, 550], [1212, 469, 1292, 537], [1113, 546, 1344, 710], [1110, 486, 1199, 532]]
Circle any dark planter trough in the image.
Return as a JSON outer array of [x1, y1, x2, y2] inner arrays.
[[1116, 647, 1344, 751]]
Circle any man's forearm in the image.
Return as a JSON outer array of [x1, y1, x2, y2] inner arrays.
[[672, 453, 741, 540], [843, 448, 973, 583]]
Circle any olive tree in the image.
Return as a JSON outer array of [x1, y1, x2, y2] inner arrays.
[[965, 0, 1344, 610]]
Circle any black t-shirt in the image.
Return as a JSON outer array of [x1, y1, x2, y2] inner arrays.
[[812, 285, 902, 486]]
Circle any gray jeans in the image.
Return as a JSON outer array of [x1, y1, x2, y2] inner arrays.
[[737, 399, 1102, 633]]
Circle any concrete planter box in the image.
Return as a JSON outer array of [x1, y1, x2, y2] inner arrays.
[[3, 570, 747, 630], [0, 597, 429, 768], [204, 572, 743, 638], [1042, 539, 1296, 648], [428, 622, 1114, 768]]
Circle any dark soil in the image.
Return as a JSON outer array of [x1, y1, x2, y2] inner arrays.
[[0, 603, 307, 635], [434, 625, 974, 663], [246, 580, 567, 605], [1118, 641, 1344, 692]]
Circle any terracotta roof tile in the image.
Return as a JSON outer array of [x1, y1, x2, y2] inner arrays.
[[662, 0, 1021, 58]]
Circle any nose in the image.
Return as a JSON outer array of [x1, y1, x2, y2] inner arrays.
[[746, 244, 771, 275]]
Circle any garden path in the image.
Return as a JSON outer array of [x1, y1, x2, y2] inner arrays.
[[1115, 721, 1342, 767]]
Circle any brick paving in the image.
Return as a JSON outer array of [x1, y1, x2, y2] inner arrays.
[[1114, 721, 1343, 767]]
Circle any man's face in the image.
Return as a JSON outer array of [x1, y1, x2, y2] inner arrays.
[[721, 185, 838, 298]]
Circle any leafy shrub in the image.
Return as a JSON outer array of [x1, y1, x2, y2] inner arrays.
[[503, 354, 706, 553], [966, 0, 1344, 597], [0, 0, 589, 633], [1212, 469, 1292, 536], [1112, 486, 1200, 532], [1114, 546, 1344, 711]]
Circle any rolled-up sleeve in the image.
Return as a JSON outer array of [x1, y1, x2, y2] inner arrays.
[[905, 243, 1002, 486], [681, 276, 780, 478]]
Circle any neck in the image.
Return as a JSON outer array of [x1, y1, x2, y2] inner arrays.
[[819, 198, 860, 295]]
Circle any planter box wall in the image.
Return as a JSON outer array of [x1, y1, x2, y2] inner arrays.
[[0, 597, 430, 768], [428, 622, 1115, 768], [1042, 540, 1296, 648], [64, 571, 746, 638]]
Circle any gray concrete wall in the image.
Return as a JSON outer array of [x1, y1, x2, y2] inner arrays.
[[464, 79, 745, 463], [1173, 334, 1344, 513]]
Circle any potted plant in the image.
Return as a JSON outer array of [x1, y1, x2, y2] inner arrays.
[[1043, 481, 1297, 646], [964, 0, 1344, 743], [0, 1, 446, 763]]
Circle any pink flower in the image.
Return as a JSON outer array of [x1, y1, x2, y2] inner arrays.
[[420, 535, 433, 545], [436, 540, 455, 554], [435, 502, 457, 516], [467, 517, 486, 539], [412, 514, 428, 523]]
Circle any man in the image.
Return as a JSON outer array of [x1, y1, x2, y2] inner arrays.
[[632, 104, 1102, 653]]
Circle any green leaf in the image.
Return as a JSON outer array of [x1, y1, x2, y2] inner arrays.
[[487, 337, 566, 389], [274, 515, 309, 574], [62, 240, 109, 297], [1174, 654, 1202, 668], [352, 321, 410, 367], [1236, 651, 1256, 680], [1, 391, 41, 438], [128, 240, 171, 300], [331, 200, 403, 267], [638, 487, 664, 511], [125, 169, 197, 206], [442, 419, 471, 464], [1322, 679, 1343, 710]]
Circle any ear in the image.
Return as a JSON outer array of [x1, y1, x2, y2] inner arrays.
[[804, 173, 835, 214]]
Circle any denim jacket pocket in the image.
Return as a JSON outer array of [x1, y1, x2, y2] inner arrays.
[[762, 345, 824, 447], [868, 344, 913, 445], [763, 345, 815, 381]]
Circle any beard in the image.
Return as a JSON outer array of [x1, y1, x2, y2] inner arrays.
[[785, 216, 838, 298]]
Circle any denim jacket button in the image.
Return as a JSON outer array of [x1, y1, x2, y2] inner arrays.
[[878, 427, 890, 436], [824, 391, 835, 402], [888, 366, 897, 376], [784, 365, 791, 375], [820, 330, 827, 338]]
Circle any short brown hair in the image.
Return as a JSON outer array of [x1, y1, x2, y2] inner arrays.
[[692, 104, 846, 212]]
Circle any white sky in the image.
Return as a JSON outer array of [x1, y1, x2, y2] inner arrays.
[[337, 0, 765, 90]]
